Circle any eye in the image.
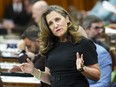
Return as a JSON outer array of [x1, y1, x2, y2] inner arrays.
[[55, 18, 60, 22], [48, 21, 53, 26]]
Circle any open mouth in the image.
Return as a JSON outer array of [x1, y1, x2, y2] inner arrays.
[[56, 29, 61, 32]]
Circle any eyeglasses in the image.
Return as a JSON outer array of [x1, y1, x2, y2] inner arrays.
[[92, 26, 105, 30]]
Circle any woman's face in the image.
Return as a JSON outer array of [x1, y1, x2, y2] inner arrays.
[[46, 11, 69, 37]]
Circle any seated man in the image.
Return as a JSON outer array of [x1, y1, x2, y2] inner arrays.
[[82, 16, 112, 87], [9, 25, 50, 87], [82, 15, 109, 51], [88, 43, 112, 87]]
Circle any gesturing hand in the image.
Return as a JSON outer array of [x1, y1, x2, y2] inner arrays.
[[76, 52, 84, 70], [20, 58, 35, 74]]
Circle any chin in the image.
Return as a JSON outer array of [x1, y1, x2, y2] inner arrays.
[[56, 33, 64, 37]]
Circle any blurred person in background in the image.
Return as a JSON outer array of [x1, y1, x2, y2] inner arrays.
[[9, 25, 50, 87], [20, 0, 38, 28], [32, 0, 48, 24], [3, 0, 32, 34], [107, 5, 116, 29], [82, 15, 112, 87], [9, 0, 49, 73], [82, 15, 109, 51], [83, 30, 112, 87], [22, 0, 48, 27], [88, 43, 112, 87], [82, 0, 116, 24], [8, 1, 50, 87]]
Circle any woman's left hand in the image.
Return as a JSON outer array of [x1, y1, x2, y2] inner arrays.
[[76, 52, 84, 70]]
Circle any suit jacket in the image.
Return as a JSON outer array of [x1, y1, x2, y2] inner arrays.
[[4, 4, 31, 26]]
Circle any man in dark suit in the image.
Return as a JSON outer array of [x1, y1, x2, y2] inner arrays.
[[3, 0, 32, 34], [9, 25, 50, 87]]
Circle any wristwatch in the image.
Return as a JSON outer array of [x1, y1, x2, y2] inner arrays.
[[78, 66, 85, 72]]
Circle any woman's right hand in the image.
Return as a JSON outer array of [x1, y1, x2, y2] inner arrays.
[[20, 58, 35, 74]]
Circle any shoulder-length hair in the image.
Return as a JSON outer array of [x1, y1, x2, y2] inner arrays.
[[39, 5, 82, 56]]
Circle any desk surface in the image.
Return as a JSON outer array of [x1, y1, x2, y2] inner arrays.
[[1, 76, 40, 87], [1, 76, 40, 84], [0, 62, 21, 70], [0, 57, 19, 63]]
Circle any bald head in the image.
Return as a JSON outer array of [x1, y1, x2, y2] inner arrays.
[[32, 0, 48, 23]]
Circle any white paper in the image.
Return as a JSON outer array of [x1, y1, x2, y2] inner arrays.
[[105, 27, 116, 34]]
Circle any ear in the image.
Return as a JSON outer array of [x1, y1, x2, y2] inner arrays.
[[85, 29, 90, 34], [66, 16, 70, 23]]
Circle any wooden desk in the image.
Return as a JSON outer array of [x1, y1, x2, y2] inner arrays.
[[0, 57, 19, 72], [0, 57, 19, 63], [3, 82, 40, 87], [0, 57, 41, 87], [1, 76, 40, 87], [0, 62, 21, 72]]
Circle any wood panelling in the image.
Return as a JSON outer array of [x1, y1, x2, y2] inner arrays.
[[0, 0, 97, 21], [46, 0, 68, 10], [45, 0, 97, 11], [0, 0, 12, 21], [0, 0, 3, 22], [3, 82, 40, 87]]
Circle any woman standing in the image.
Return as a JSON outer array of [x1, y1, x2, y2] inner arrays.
[[20, 5, 100, 87]]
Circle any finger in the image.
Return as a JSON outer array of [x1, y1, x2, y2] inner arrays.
[[26, 58, 32, 63], [80, 54, 83, 59], [76, 52, 80, 59], [13, 65, 19, 68], [80, 54, 84, 62], [20, 65, 25, 72], [20, 64, 25, 70]]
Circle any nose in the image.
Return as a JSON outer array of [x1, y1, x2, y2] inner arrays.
[[53, 22, 58, 28], [98, 28, 103, 33]]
